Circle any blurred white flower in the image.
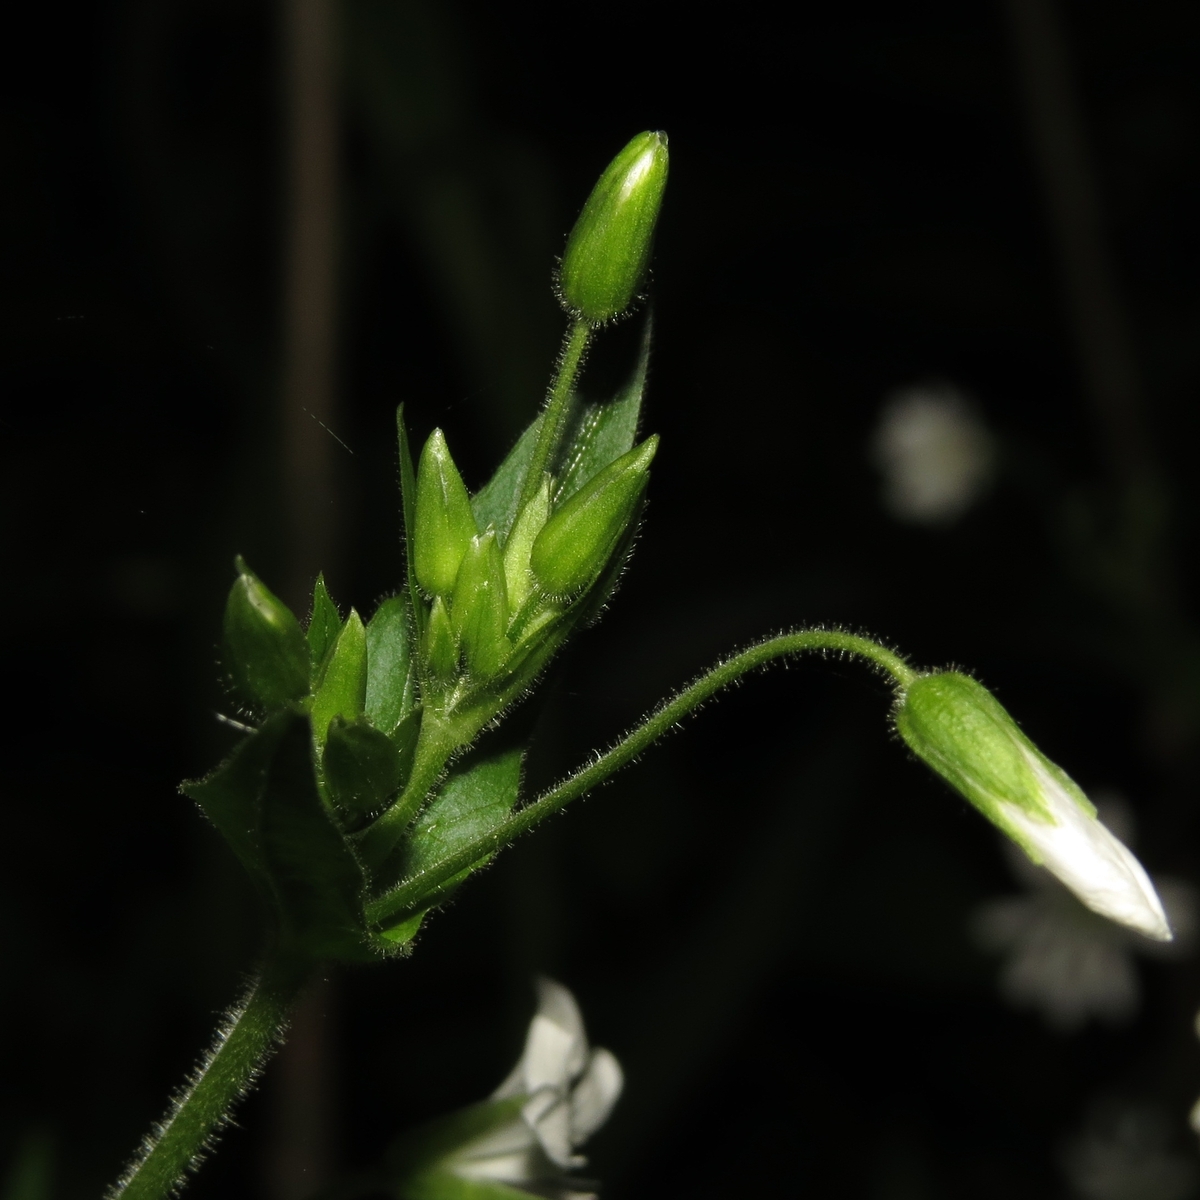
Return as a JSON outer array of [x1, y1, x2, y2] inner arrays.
[[972, 797, 1194, 1031], [1062, 1102, 1198, 1200], [414, 978, 622, 1200], [871, 383, 994, 523]]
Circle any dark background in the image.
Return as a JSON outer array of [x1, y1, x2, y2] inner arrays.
[[5, 0, 1200, 1196]]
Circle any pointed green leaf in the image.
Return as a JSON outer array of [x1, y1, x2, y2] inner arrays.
[[307, 573, 342, 683], [310, 609, 368, 752], [258, 711, 367, 959], [470, 414, 543, 543], [365, 595, 414, 735], [556, 316, 651, 505], [397, 405, 426, 639], [323, 715, 404, 829], [396, 747, 523, 908], [183, 719, 287, 886]]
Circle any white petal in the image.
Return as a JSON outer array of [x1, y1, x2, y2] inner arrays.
[[570, 1048, 623, 1145], [494, 978, 589, 1100], [1001, 757, 1171, 941], [523, 1087, 581, 1169]]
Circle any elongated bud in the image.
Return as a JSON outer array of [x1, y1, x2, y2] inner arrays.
[[452, 531, 511, 680], [414, 429, 478, 598], [896, 671, 1171, 941], [423, 595, 459, 680], [531, 437, 657, 598], [310, 608, 368, 750], [560, 131, 669, 324], [503, 475, 552, 614], [223, 558, 310, 707]]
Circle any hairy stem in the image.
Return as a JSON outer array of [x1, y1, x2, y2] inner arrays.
[[367, 630, 916, 926], [517, 319, 591, 513], [107, 956, 311, 1200]]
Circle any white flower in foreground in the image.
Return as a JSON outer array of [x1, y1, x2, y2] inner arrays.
[[972, 802, 1194, 1030], [390, 979, 622, 1200], [897, 672, 1172, 942], [1062, 1102, 1197, 1200], [871, 382, 994, 524]]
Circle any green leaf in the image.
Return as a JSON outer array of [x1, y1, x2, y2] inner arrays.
[[310, 609, 368, 751], [470, 415, 543, 543], [397, 405, 426, 640], [365, 595, 413, 734], [395, 747, 523, 910], [307, 573, 342, 683], [258, 710, 368, 960], [323, 715, 404, 828], [183, 719, 286, 887], [556, 315, 651, 505]]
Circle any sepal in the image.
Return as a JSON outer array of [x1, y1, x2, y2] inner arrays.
[[223, 558, 310, 708], [414, 429, 478, 598], [310, 608, 368, 752], [452, 532, 511, 680]]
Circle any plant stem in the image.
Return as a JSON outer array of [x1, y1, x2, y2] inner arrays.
[[367, 630, 916, 926], [107, 956, 311, 1200], [516, 319, 591, 513]]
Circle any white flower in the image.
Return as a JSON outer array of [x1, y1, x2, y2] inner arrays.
[[433, 978, 622, 1199], [973, 799, 1193, 1030], [1062, 1102, 1197, 1200], [871, 382, 994, 524]]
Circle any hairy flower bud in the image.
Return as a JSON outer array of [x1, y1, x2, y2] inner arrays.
[[223, 558, 310, 708], [559, 131, 669, 324], [530, 437, 657, 599], [896, 671, 1171, 941], [452, 531, 511, 680], [414, 429, 478, 599]]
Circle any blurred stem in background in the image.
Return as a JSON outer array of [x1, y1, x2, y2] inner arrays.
[[271, 0, 341, 1190]]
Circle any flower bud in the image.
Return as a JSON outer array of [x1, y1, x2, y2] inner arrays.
[[452, 531, 511, 680], [223, 558, 310, 708], [309, 608, 368, 750], [896, 671, 1171, 941], [559, 131, 669, 324], [423, 595, 459, 681], [530, 437, 657, 599], [503, 475, 552, 614], [413, 429, 478, 598]]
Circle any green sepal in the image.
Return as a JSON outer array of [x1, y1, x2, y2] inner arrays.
[[530, 436, 658, 598], [387, 1098, 529, 1200], [423, 596, 459, 681], [556, 315, 650, 505], [397, 405, 427, 640], [392, 747, 523, 917], [451, 531, 511, 680], [559, 130, 669, 324], [502, 475, 552, 615], [223, 558, 310, 708], [365, 595, 414, 735], [470, 415, 543, 544], [307, 573, 342, 683], [414, 428, 478, 598], [257, 710, 370, 961], [310, 608, 368, 752], [323, 715, 405, 830], [894, 672, 1087, 829], [389, 707, 422, 785]]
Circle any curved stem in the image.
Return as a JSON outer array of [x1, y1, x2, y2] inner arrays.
[[107, 955, 311, 1200], [367, 630, 916, 926], [517, 319, 591, 513]]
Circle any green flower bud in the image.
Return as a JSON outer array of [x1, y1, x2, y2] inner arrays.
[[530, 437, 657, 599], [452, 531, 511, 680], [896, 672, 1170, 940], [414, 429, 478, 598], [309, 608, 368, 751], [423, 595, 459, 680], [503, 475, 552, 614], [223, 558, 310, 708], [323, 714, 404, 828], [559, 131, 669, 324]]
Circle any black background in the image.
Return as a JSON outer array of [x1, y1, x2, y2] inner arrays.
[[5, 1, 1200, 1196]]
